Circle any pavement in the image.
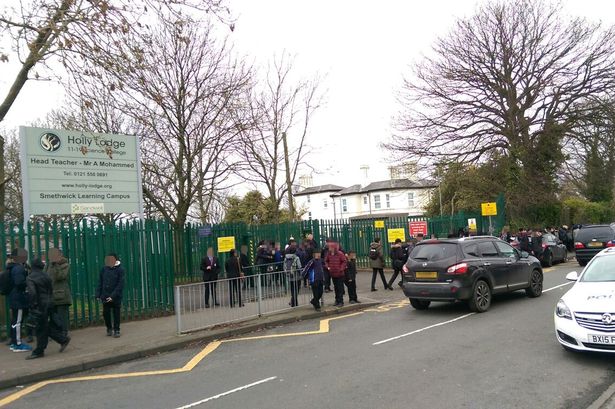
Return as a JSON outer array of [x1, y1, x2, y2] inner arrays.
[[4, 263, 615, 408], [0, 271, 389, 390]]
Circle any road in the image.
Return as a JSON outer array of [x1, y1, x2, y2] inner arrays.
[[2, 261, 614, 409]]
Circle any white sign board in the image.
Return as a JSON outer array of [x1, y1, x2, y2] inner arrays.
[[20, 126, 143, 216]]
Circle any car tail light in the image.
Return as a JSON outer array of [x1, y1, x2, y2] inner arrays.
[[402, 264, 409, 274], [574, 242, 585, 249], [607, 241, 615, 248], [446, 262, 468, 275]]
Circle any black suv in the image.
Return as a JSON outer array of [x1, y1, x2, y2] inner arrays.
[[402, 237, 543, 313], [574, 224, 615, 266]]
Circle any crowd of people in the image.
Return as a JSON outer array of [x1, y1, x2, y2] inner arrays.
[[500, 225, 575, 257], [1, 248, 125, 360], [199, 233, 428, 311]]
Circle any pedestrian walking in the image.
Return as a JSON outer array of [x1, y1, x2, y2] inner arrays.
[[5, 249, 32, 352], [388, 239, 405, 289], [95, 253, 125, 338], [284, 245, 302, 307], [369, 238, 390, 291], [225, 249, 244, 308], [303, 250, 324, 311], [345, 251, 359, 304], [45, 248, 71, 338], [325, 242, 348, 307], [321, 238, 334, 292], [25, 258, 70, 359], [201, 248, 220, 308]]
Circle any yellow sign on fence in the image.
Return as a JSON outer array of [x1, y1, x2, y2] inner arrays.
[[481, 202, 497, 216], [217, 236, 236, 253], [374, 220, 385, 229], [387, 228, 406, 243]]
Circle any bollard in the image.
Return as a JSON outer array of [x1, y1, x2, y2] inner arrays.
[[256, 272, 263, 317], [175, 285, 182, 334]]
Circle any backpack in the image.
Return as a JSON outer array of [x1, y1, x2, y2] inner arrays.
[[284, 256, 299, 280], [369, 247, 379, 260], [0, 266, 13, 296]]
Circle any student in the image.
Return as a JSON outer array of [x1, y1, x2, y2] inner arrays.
[[369, 237, 390, 291], [25, 258, 70, 359], [284, 245, 302, 307], [7, 249, 32, 352], [325, 242, 348, 307], [303, 250, 325, 311], [201, 248, 220, 308], [45, 248, 72, 338], [96, 253, 125, 338], [225, 249, 244, 308], [345, 251, 360, 304], [388, 239, 405, 289]]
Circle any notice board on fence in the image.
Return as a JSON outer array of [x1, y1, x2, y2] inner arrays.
[[387, 228, 406, 243], [409, 221, 428, 237], [217, 236, 236, 253]]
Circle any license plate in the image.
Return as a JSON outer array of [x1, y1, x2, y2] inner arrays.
[[588, 334, 615, 344], [415, 271, 437, 279], [588, 242, 604, 248]]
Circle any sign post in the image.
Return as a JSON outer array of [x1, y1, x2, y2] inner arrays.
[[387, 228, 406, 243], [409, 221, 428, 237], [481, 202, 498, 235], [20, 126, 143, 217]]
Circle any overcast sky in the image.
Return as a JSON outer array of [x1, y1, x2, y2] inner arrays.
[[2, 0, 614, 190]]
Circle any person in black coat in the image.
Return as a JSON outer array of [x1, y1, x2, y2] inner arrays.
[[201, 248, 220, 308], [7, 248, 32, 352], [95, 253, 125, 338], [26, 258, 70, 359], [225, 249, 244, 308], [388, 239, 405, 289]]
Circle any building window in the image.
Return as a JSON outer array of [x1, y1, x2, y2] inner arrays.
[[323, 199, 328, 209], [342, 199, 347, 212], [408, 192, 414, 207], [385, 194, 391, 208], [307, 195, 311, 204], [363, 196, 368, 205], [374, 194, 381, 209]]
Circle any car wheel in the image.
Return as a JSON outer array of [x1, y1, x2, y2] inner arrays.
[[544, 251, 553, 267], [409, 298, 431, 310], [468, 280, 491, 313], [525, 269, 543, 298]]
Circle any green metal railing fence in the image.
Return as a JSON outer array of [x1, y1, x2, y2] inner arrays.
[[1, 200, 506, 339]]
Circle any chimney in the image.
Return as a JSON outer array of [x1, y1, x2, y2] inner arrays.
[[360, 165, 369, 184]]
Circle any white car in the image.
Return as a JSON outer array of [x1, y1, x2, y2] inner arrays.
[[554, 247, 615, 352]]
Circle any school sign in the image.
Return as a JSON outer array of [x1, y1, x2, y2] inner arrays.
[[20, 126, 143, 216]]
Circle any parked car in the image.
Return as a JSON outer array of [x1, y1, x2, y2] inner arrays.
[[554, 247, 615, 353], [534, 233, 568, 267], [402, 236, 543, 313], [574, 224, 615, 266]]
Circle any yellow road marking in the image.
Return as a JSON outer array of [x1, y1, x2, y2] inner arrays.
[[0, 311, 372, 407]]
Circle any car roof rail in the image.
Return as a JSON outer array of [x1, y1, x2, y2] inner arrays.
[[458, 235, 498, 241]]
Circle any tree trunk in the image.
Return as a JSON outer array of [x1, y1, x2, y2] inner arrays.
[[282, 132, 295, 220]]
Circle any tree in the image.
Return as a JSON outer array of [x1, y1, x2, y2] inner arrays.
[[235, 54, 321, 221], [390, 0, 615, 219], [0, 0, 230, 224], [2, 132, 23, 223], [223, 190, 294, 225]]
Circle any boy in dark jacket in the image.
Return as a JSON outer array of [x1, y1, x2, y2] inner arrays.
[[201, 247, 220, 308], [96, 253, 125, 338], [303, 250, 324, 311], [26, 258, 70, 359], [7, 248, 32, 352], [45, 248, 72, 338], [345, 251, 359, 304], [388, 239, 405, 289]]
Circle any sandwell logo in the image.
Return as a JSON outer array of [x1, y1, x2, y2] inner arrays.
[[40, 132, 61, 152]]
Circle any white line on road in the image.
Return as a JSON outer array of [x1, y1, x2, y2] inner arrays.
[[543, 282, 573, 293], [172, 376, 277, 409], [373, 313, 476, 345]]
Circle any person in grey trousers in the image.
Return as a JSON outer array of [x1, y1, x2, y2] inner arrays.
[[45, 248, 72, 338]]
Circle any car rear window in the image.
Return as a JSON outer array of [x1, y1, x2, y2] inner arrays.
[[575, 227, 615, 242], [410, 243, 458, 261], [581, 256, 615, 282]]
